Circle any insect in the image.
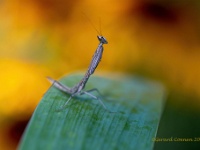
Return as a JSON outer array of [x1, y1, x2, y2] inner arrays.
[[47, 34, 115, 113]]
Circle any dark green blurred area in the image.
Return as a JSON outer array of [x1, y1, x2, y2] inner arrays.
[[154, 91, 200, 150]]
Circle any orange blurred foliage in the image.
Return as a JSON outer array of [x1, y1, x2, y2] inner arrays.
[[0, 59, 50, 121]]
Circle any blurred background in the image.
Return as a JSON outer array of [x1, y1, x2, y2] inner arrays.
[[0, 0, 200, 149]]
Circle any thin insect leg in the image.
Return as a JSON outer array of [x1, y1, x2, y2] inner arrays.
[[82, 88, 114, 101], [46, 77, 71, 94], [82, 91, 116, 113], [58, 95, 73, 111], [81, 88, 105, 99], [84, 88, 102, 95], [64, 95, 73, 106]]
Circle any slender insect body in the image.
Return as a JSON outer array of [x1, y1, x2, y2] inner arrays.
[[88, 43, 104, 75], [87, 36, 108, 75], [47, 28, 114, 112], [75, 72, 90, 91]]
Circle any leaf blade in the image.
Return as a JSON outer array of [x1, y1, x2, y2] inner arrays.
[[19, 74, 166, 150]]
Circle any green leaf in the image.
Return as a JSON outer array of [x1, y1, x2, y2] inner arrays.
[[18, 74, 166, 150]]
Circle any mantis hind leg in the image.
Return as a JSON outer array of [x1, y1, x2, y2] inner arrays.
[[82, 91, 116, 113], [84, 88, 103, 97], [83, 88, 113, 101], [56, 95, 73, 111]]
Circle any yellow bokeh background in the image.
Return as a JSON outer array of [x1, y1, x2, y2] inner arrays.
[[1, 0, 200, 149]]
